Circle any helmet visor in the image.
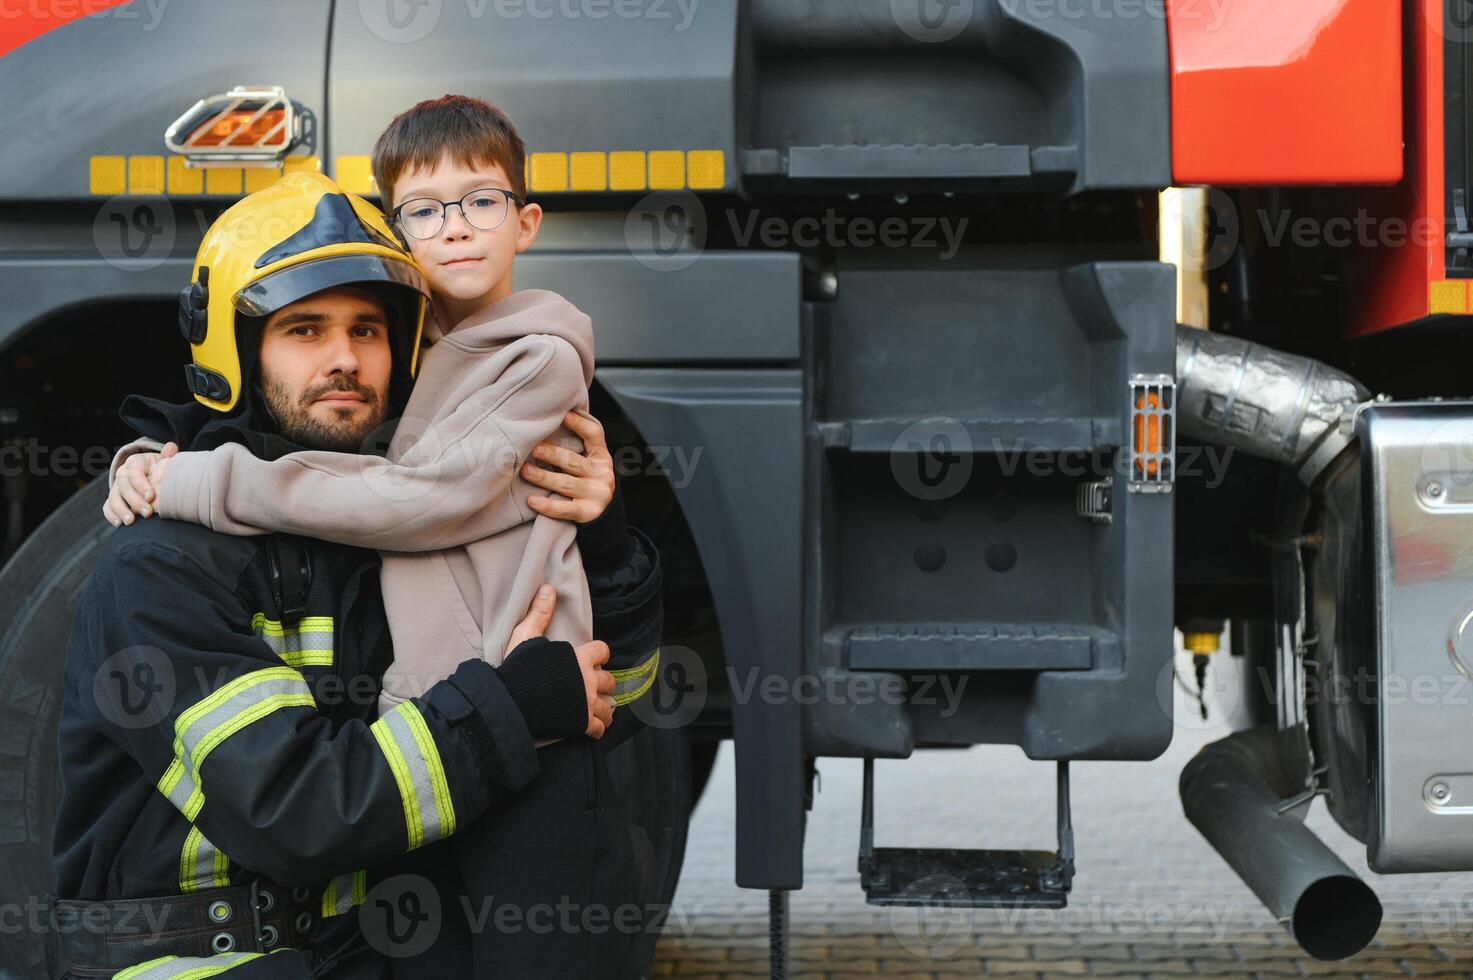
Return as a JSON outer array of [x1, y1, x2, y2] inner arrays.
[[234, 253, 429, 319]]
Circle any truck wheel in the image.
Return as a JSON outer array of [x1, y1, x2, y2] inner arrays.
[[0, 478, 112, 980], [603, 722, 693, 978], [0, 478, 696, 980], [688, 738, 719, 816]]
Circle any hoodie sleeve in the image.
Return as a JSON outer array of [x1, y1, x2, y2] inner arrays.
[[107, 437, 166, 489], [154, 334, 586, 551]]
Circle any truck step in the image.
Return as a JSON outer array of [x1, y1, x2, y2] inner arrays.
[[843, 623, 1101, 671], [817, 415, 1118, 453], [860, 846, 1070, 908], [858, 759, 1076, 909]]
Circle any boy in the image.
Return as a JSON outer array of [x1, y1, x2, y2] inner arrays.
[[108, 96, 656, 977]]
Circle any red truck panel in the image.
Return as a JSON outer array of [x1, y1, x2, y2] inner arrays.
[[1168, 0, 1402, 185]]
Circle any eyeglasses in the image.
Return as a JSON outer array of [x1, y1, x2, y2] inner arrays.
[[390, 187, 525, 240]]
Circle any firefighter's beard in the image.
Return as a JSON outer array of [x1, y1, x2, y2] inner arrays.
[[260, 374, 387, 453]]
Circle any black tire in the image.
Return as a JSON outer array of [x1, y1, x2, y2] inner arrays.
[[603, 723, 692, 979], [687, 738, 719, 817], [0, 478, 112, 980], [0, 478, 695, 980]]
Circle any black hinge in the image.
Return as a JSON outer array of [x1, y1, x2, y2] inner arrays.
[[1448, 188, 1473, 271]]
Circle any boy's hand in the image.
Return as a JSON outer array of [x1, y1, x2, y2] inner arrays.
[[103, 441, 179, 527], [524, 410, 615, 524], [576, 639, 616, 739], [505, 583, 617, 738]]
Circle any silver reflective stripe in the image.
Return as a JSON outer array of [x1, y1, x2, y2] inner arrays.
[[321, 869, 367, 918], [156, 667, 315, 821], [610, 647, 660, 706], [251, 613, 334, 668], [370, 702, 455, 850], [114, 949, 286, 979], [179, 823, 230, 893]]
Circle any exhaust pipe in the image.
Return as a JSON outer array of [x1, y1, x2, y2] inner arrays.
[[1179, 726, 1383, 960], [1175, 326, 1370, 483], [1175, 331, 1381, 956]]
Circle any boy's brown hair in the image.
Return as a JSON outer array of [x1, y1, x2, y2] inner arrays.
[[371, 94, 527, 211]]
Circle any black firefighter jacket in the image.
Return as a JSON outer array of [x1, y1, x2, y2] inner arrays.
[[51, 478, 663, 979]]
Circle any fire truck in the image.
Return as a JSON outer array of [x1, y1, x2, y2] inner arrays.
[[0, 0, 1466, 975]]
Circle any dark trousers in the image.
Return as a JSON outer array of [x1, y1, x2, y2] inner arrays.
[[383, 726, 644, 980]]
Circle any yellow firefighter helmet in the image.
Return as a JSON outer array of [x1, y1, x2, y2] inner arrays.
[[177, 170, 430, 413]]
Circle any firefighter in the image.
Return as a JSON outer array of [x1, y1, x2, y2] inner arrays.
[[50, 174, 662, 977]]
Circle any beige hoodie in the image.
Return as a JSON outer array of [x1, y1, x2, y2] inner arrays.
[[148, 288, 594, 719]]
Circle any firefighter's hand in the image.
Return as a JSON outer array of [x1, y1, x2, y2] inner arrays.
[[103, 442, 179, 527], [505, 584, 616, 738], [523, 410, 615, 524]]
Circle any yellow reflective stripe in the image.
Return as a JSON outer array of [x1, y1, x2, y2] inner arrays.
[[371, 710, 422, 849], [400, 703, 455, 840], [179, 824, 230, 893], [369, 702, 455, 850], [250, 613, 334, 668], [214, 834, 230, 887], [610, 647, 660, 706], [321, 877, 336, 917], [156, 667, 314, 820], [251, 614, 334, 635], [114, 948, 293, 979], [321, 869, 368, 918]]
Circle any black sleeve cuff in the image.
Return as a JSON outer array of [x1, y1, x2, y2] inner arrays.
[[576, 472, 636, 574], [431, 659, 540, 798], [496, 637, 588, 741], [588, 526, 664, 661]]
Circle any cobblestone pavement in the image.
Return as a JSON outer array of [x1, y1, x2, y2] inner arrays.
[[652, 648, 1473, 979]]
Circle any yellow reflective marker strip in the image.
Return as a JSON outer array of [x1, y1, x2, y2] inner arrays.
[[609, 150, 646, 190], [369, 701, 456, 850], [1430, 279, 1471, 315], [114, 949, 295, 979], [251, 612, 335, 668], [88, 155, 321, 196], [156, 667, 315, 821], [610, 647, 660, 706], [330, 149, 726, 196], [89, 155, 126, 195], [647, 150, 685, 189], [204, 168, 241, 195], [167, 156, 203, 195], [321, 869, 368, 918], [92, 150, 724, 196], [570, 151, 607, 191], [128, 155, 165, 195]]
